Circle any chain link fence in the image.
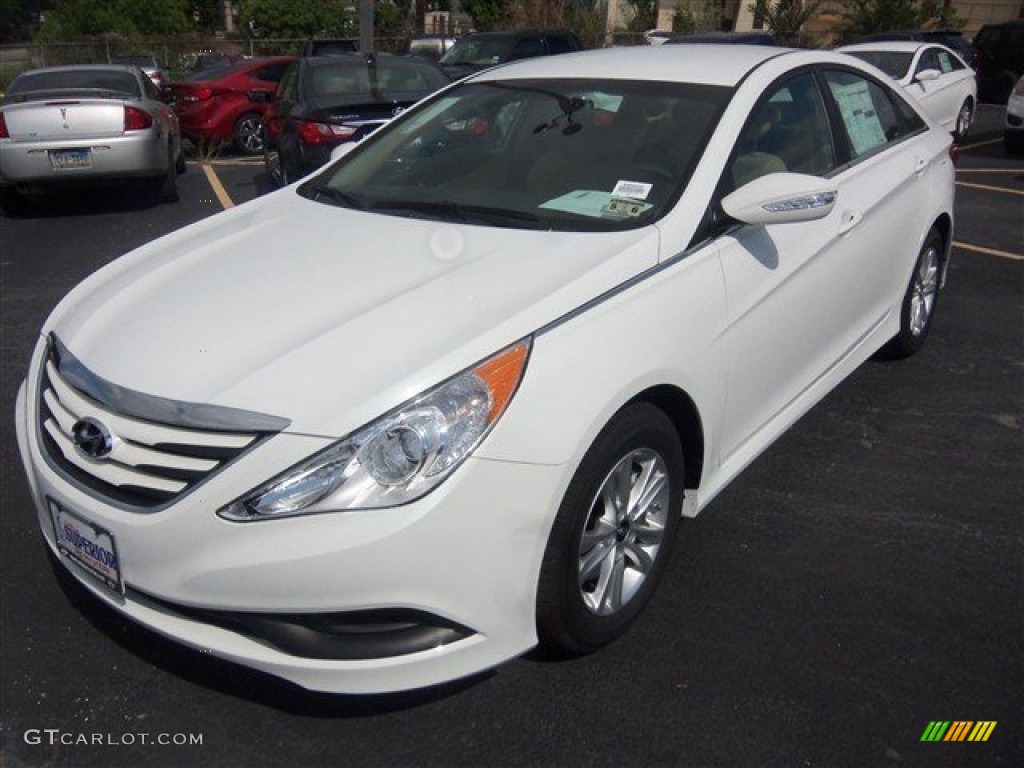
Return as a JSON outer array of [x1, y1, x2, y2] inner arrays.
[[1, 37, 416, 89]]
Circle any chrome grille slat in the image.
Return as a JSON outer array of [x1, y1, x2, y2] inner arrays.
[[43, 419, 189, 495], [38, 340, 284, 510], [43, 388, 219, 473], [46, 361, 256, 451]]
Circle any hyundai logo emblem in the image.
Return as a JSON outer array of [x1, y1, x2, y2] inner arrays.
[[71, 417, 114, 459]]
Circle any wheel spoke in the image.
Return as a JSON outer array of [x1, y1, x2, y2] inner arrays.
[[580, 518, 617, 554], [622, 539, 654, 574], [578, 540, 614, 586]]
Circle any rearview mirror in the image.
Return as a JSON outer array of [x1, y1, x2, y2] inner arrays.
[[721, 172, 837, 225]]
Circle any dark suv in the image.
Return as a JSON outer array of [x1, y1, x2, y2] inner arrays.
[[973, 20, 1024, 104], [438, 29, 583, 80]]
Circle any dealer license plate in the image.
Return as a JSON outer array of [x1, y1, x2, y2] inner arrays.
[[49, 149, 92, 170], [49, 499, 123, 594]]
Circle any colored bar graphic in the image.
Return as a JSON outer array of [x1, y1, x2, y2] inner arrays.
[[920, 721, 996, 742], [944, 722, 973, 741], [968, 722, 997, 742]]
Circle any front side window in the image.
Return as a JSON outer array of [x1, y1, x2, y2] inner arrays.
[[916, 49, 941, 76], [824, 69, 906, 159], [725, 72, 836, 192], [302, 78, 730, 231]]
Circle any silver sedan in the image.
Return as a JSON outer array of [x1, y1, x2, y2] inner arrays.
[[0, 64, 184, 213]]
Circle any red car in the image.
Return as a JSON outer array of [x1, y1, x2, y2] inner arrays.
[[170, 56, 294, 154]]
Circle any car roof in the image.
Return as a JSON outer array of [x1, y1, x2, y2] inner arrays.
[[18, 64, 144, 75], [838, 41, 933, 54], [469, 44, 800, 87]]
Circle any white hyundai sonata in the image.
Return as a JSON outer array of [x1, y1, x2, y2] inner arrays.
[[838, 41, 977, 141], [16, 45, 955, 694]]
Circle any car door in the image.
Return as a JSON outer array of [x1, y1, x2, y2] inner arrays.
[[911, 46, 959, 129], [267, 62, 298, 176], [713, 67, 932, 461]]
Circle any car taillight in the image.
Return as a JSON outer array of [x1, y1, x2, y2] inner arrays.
[[0, 113, 8, 139], [124, 106, 153, 131], [297, 120, 358, 145], [180, 87, 214, 103]]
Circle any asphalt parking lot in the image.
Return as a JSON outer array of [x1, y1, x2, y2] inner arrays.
[[0, 104, 1021, 768]]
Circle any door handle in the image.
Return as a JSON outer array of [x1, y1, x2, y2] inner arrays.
[[914, 157, 928, 175], [838, 208, 862, 235]]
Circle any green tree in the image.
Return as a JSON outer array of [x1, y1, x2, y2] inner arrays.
[[624, 0, 658, 32], [36, 0, 192, 40], [239, 0, 352, 39], [839, 0, 962, 38], [459, 0, 512, 30], [748, 0, 822, 46]]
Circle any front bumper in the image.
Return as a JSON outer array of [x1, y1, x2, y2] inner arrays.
[[16, 372, 568, 694]]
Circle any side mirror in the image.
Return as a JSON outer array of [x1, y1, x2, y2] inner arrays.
[[915, 68, 941, 83], [722, 172, 837, 225]]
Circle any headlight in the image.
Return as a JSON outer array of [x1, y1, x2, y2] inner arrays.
[[218, 338, 531, 521]]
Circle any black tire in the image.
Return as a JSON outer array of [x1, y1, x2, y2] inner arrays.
[[1005, 131, 1024, 156], [537, 402, 683, 656], [175, 145, 187, 175], [146, 147, 179, 204], [879, 227, 943, 359], [264, 144, 287, 187], [233, 113, 264, 155], [953, 98, 973, 144]]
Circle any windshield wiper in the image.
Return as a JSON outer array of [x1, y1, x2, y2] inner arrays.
[[370, 199, 543, 228], [308, 184, 367, 210]]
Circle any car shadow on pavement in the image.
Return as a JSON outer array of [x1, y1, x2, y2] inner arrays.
[[48, 551, 494, 716], [1, 184, 171, 219]]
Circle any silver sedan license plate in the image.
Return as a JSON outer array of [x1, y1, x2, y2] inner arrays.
[[50, 149, 92, 170], [49, 499, 123, 594]]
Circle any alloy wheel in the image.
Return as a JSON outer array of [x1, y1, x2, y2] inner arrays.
[[909, 244, 939, 337], [577, 447, 669, 616]]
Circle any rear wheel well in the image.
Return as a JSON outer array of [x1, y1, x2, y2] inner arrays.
[[628, 385, 704, 490]]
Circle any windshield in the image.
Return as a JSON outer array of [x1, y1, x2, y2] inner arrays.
[[309, 58, 450, 101], [300, 78, 729, 232], [845, 51, 914, 80], [8, 69, 141, 97], [439, 37, 512, 67]]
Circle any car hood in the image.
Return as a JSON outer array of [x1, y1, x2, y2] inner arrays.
[[44, 188, 659, 437]]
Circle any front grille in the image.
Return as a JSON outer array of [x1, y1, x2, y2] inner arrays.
[[38, 335, 287, 509]]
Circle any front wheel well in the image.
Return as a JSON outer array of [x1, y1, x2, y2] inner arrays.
[[627, 385, 704, 490]]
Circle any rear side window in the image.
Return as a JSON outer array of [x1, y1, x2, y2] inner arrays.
[[823, 69, 912, 160], [546, 35, 577, 54], [251, 63, 290, 84], [936, 49, 964, 72], [511, 37, 545, 59]]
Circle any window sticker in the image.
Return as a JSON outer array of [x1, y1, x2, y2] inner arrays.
[[829, 79, 887, 155], [539, 190, 652, 219], [612, 180, 653, 200]]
